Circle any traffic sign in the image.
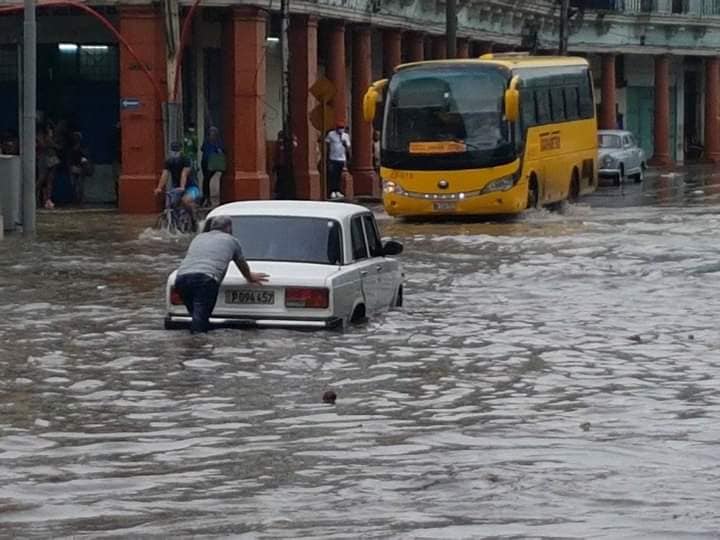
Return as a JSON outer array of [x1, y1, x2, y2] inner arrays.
[[120, 98, 141, 110], [310, 103, 335, 133], [309, 77, 335, 103]]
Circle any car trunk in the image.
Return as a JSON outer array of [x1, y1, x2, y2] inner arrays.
[[214, 261, 341, 318]]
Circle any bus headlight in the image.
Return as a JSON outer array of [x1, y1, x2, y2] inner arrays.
[[383, 180, 406, 195], [480, 175, 515, 194]]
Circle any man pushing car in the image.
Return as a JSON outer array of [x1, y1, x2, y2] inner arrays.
[[174, 215, 269, 333]]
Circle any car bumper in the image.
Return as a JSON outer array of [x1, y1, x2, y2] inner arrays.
[[382, 183, 528, 217], [165, 314, 343, 330], [598, 168, 621, 177]]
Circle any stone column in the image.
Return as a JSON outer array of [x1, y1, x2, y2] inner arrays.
[[327, 21, 348, 125], [600, 53, 617, 130], [118, 5, 166, 213], [383, 29, 403, 78], [351, 25, 377, 197], [457, 38, 470, 59], [406, 32, 424, 62], [290, 15, 321, 200], [221, 6, 270, 202], [650, 55, 672, 166], [432, 36, 447, 60], [705, 56, 720, 162]]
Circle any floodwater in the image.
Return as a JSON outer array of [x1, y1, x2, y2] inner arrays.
[[1, 170, 719, 539]]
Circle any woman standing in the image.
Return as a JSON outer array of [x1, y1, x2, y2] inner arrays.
[[36, 123, 58, 209], [200, 126, 225, 207]]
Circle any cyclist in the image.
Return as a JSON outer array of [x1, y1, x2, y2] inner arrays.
[[154, 141, 202, 212]]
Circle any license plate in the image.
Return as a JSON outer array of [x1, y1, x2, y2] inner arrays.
[[433, 201, 456, 212], [225, 289, 275, 305]]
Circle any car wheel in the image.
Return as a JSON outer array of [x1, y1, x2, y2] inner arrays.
[[614, 165, 624, 187], [350, 304, 367, 324], [395, 286, 403, 307], [634, 168, 644, 183]]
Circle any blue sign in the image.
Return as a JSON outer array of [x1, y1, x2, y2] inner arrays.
[[120, 98, 141, 110]]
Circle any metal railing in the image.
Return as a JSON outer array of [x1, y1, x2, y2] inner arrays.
[[578, 0, 720, 16]]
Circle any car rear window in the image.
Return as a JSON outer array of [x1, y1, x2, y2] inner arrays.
[[228, 216, 342, 265]]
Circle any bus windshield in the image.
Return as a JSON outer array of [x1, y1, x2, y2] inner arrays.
[[383, 65, 515, 170]]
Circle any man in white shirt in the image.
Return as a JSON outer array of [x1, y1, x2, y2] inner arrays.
[[325, 123, 351, 200]]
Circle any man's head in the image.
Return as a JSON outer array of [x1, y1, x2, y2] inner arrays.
[[208, 126, 220, 142], [169, 141, 182, 159], [209, 215, 232, 234]]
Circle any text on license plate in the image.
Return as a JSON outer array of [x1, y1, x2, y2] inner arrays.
[[433, 201, 456, 212], [225, 289, 275, 305]]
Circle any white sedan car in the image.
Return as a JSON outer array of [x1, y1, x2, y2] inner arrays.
[[164, 201, 404, 330], [598, 129, 647, 185]]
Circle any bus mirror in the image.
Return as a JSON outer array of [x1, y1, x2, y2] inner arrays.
[[505, 88, 519, 122], [363, 89, 378, 122], [363, 79, 388, 123]]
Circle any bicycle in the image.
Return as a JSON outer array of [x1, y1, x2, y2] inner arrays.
[[156, 188, 197, 234]]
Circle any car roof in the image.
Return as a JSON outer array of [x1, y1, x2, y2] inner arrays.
[[598, 129, 632, 136], [206, 200, 372, 220]]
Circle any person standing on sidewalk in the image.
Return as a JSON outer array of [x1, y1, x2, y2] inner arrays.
[[325, 123, 351, 200], [174, 215, 269, 333], [200, 127, 225, 207]]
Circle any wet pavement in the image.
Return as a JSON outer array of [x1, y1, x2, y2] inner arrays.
[[1, 169, 719, 538]]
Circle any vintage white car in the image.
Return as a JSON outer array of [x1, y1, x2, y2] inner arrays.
[[164, 201, 404, 330], [598, 129, 647, 185]]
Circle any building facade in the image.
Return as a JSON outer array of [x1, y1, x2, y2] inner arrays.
[[1, 0, 720, 212]]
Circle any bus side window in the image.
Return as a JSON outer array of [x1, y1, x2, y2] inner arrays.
[[550, 86, 566, 123], [521, 89, 536, 129], [535, 88, 551, 125], [578, 74, 594, 119], [564, 86, 579, 120]]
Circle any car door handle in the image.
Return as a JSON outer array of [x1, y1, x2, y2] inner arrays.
[[376, 265, 383, 273], [360, 270, 368, 277]]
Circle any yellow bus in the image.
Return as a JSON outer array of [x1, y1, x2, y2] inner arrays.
[[364, 54, 598, 217]]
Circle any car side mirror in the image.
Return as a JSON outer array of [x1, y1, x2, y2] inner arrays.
[[382, 240, 403, 256]]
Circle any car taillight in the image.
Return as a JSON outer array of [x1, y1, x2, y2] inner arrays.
[[285, 287, 329, 309], [170, 286, 184, 305]]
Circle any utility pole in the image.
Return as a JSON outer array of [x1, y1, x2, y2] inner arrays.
[[446, 0, 457, 58], [279, 0, 294, 198], [559, 0, 569, 55], [22, 0, 36, 236]]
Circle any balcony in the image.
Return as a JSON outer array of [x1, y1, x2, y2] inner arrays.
[[574, 0, 720, 16]]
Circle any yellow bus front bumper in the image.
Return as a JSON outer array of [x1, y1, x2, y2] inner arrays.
[[383, 180, 529, 217]]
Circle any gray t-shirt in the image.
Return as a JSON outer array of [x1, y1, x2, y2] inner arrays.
[[177, 230, 245, 283]]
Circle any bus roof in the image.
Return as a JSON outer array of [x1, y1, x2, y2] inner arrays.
[[395, 54, 589, 73]]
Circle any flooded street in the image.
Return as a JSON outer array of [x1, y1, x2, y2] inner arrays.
[[1, 170, 720, 538]]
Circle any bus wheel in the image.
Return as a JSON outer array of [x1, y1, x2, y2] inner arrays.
[[527, 176, 539, 209], [569, 170, 580, 202]]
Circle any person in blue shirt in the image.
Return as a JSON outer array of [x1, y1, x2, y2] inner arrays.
[[200, 126, 225, 207], [154, 142, 201, 209]]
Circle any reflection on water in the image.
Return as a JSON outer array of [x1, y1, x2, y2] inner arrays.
[[1, 174, 720, 538]]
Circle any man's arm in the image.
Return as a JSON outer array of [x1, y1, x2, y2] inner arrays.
[[235, 256, 269, 285], [154, 170, 169, 194]]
